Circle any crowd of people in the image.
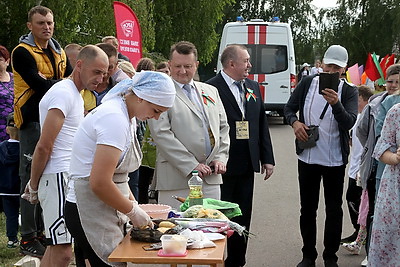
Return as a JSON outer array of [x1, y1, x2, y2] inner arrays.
[[0, 4, 399, 267]]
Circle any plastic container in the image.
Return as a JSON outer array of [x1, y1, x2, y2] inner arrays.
[[138, 204, 171, 219], [160, 234, 188, 255]]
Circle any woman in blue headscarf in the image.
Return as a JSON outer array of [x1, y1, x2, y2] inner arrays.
[[64, 71, 176, 267]]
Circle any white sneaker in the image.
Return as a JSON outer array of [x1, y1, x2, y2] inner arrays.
[[342, 241, 361, 255], [361, 256, 368, 266], [7, 240, 19, 248]]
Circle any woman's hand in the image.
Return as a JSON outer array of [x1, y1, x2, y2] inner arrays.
[[125, 201, 153, 229], [390, 147, 400, 165]]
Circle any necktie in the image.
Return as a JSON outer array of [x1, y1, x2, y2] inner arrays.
[[234, 81, 246, 115], [183, 84, 201, 110], [183, 84, 214, 154]]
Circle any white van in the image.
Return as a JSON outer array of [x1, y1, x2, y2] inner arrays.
[[217, 19, 296, 123]]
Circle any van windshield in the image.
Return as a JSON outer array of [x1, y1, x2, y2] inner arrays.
[[246, 44, 288, 74]]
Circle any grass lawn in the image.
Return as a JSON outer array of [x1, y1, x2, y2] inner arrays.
[[0, 212, 22, 267], [0, 212, 81, 267]]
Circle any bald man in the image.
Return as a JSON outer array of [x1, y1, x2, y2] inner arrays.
[[24, 45, 109, 267]]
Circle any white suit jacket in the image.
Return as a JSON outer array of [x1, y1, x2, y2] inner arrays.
[[148, 81, 230, 190]]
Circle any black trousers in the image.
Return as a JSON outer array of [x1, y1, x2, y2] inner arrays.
[[345, 177, 362, 231], [64, 201, 111, 267], [19, 122, 44, 239], [138, 166, 154, 204], [298, 160, 345, 262], [221, 167, 254, 267]]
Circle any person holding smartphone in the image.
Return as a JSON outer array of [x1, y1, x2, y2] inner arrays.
[[284, 45, 358, 267]]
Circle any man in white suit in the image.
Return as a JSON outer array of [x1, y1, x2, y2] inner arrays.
[[148, 41, 230, 209]]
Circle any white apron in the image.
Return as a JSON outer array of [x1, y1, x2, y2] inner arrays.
[[74, 135, 142, 266]]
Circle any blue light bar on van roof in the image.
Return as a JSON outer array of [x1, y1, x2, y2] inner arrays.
[[236, 16, 244, 22], [271, 17, 280, 22]]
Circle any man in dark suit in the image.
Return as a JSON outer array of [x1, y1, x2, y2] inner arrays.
[[207, 44, 275, 267]]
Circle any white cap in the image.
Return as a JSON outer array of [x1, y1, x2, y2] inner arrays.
[[302, 63, 310, 68], [323, 45, 348, 68]]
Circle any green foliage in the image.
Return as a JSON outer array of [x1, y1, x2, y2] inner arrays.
[[153, 0, 234, 65], [0, 0, 36, 51], [318, 0, 400, 66], [0, 0, 154, 53], [125, 0, 155, 53], [1, 0, 398, 77]]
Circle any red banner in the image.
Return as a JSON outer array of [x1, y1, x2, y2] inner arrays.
[[113, 1, 142, 67]]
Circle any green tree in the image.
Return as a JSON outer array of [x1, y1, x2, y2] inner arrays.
[[0, 0, 155, 54], [318, 0, 400, 66], [0, 0, 39, 51], [152, 0, 234, 64]]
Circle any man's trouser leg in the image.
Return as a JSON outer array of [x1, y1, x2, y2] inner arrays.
[[298, 160, 321, 261], [322, 165, 345, 261], [19, 122, 44, 239]]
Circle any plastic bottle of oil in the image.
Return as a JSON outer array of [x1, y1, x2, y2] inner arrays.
[[188, 170, 203, 207]]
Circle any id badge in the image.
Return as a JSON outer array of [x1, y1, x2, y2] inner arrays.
[[236, 121, 249, 139]]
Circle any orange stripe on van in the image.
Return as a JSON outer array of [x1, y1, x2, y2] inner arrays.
[[248, 25, 255, 44]]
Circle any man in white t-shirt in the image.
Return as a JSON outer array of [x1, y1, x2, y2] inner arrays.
[[22, 45, 108, 267]]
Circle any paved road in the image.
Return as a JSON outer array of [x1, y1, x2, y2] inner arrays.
[[245, 117, 366, 267]]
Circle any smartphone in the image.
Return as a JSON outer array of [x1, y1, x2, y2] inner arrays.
[[319, 72, 339, 94]]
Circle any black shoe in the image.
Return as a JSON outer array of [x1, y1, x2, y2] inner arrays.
[[297, 258, 316, 267], [20, 238, 46, 258], [36, 235, 47, 247], [340, 231, 358, 243], [324, 259, 338, 267]]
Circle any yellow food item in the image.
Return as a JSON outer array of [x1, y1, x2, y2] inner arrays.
[[159, 221, 176, 228], [197, 208, 229, 220], [157, 227, 170, 233], [183, 205, 230, 220]]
